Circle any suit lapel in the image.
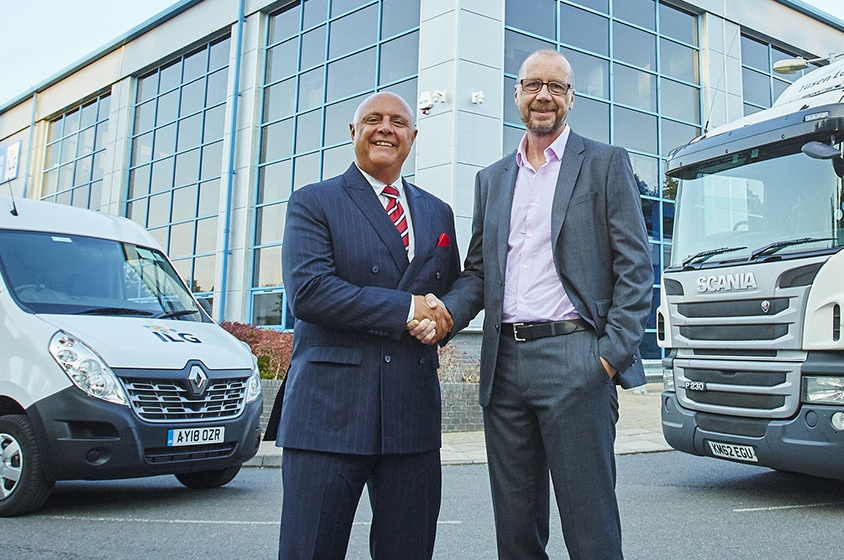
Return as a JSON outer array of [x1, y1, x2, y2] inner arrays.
[[551, 131, 585, 246], [397, 180, 433, 291], [492, 156, 519, 280], [341, 164, 410, 272]]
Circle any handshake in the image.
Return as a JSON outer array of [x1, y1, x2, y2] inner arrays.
[[406, 293, 452, 345]]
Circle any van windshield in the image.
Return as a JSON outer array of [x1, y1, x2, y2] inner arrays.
[[0, 230, 207, 321]]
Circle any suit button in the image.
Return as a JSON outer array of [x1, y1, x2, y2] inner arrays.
[[384, 355, 391, 363], [419, 357, 426, 364], [495, 324, 500, 331], [371, 265, 379, 273], [436, 272, 441, 279]]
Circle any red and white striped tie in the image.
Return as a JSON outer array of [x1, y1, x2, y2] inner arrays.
[[382, 185, 409, 251]]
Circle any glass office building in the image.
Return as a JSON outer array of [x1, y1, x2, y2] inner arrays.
[[2, 0, 843, 363]]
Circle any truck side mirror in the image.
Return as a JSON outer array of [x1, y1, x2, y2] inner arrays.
[[802, 141, 844, 178]]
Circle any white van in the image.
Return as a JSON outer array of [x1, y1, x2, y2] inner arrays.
[[0, 196, 262, 516]]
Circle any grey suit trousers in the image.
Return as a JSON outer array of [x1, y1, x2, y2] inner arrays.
[[484, 328, 623, 560]]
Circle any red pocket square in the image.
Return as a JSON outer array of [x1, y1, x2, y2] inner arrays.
[[437, 233, 451, 247]]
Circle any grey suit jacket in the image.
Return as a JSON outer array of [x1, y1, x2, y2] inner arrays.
[[441, 131, 653, 406]]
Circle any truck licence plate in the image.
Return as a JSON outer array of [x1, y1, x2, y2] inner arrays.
[[167, 426, 225, 447], [708, 440, 758, 462]]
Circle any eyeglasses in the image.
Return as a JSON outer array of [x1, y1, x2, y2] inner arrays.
[[519, 79, 573, 96]]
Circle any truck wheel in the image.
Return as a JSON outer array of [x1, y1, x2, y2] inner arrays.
[[0, 415, 54, 517], [175, 464, 242, 489]]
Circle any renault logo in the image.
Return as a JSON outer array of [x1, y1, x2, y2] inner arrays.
[[187, 365, 209, 396]]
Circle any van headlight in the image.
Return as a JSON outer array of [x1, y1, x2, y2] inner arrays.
[[245, 352, 262, 403], [49, 331, 128, 405], [803, 376, 844, 404]]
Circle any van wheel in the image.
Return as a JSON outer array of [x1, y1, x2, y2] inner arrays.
[[175, 464, 241, 489], [0, 415, 54, 517]]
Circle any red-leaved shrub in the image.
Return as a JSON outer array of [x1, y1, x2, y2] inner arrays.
[[220, 321, 293, 380]]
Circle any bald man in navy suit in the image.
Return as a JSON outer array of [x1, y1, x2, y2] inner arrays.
[[277, 92, 461, 559]]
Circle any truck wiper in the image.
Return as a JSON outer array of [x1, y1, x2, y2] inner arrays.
[[76, 307, 155, 316], [682, 246, 747, 268], [157, 309, 200, 319], [749, 237, 837, 260]]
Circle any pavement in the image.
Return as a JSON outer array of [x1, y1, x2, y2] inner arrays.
[[244, 382, 671, 468]]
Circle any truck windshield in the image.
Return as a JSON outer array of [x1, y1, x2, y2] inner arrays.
[[0, 230, 206, 321], [670, 145, 844, 268]]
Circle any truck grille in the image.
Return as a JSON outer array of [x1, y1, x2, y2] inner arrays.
[[121, 376, 248, 423], [146, 442, 236, 463]]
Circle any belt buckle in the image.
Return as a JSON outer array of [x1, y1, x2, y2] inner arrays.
[[512, 322, 526, 342]]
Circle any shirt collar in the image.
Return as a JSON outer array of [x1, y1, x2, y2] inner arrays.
[[356, 164, 404, 197], [516, 124, 571, 168]]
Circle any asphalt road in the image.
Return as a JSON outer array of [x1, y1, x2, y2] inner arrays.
[[2, 451, 844, 559]]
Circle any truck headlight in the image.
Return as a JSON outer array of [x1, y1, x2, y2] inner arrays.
[[803, 376, 844, 404], [49, 331, 128, 405], [245, 353, 262, 404]]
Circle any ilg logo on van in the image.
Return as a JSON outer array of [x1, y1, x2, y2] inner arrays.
[[144, 324, 202, 344]]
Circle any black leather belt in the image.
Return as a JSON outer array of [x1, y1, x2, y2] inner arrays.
[[501, 319, 590, 342]]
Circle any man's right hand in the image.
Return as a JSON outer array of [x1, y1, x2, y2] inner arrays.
[[407, 293, 453, 343]]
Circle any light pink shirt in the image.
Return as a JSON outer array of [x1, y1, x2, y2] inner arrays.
[[502, 127, 579, 323]]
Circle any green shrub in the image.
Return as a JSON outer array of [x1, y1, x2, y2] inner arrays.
[[220, 321, 292, 380]]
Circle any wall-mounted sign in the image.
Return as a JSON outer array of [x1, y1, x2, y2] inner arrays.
[[0, 140, 22, 182]]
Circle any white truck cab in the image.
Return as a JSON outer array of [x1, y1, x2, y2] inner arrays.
[[0, 196, 262, 516]]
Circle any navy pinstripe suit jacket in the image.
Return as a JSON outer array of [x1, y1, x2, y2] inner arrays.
[[278, 164, 461, 455]]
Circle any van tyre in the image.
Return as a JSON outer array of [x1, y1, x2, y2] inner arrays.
[[175, 464, 241, 489], [0, 415, 54, 517]]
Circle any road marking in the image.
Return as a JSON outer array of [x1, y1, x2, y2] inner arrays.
[[46, 515, 278, 525], [45, 515, 462, 526], [734, 502, 840, 513]]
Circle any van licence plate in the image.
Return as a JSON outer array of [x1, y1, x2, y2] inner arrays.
[[708, 440, 758, 462], [167, 426, 225, 447]]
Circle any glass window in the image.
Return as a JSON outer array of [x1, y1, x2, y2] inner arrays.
[[269, 5, 300, 44], [264, 78, 297, 122], [504, 30, 554, 76], [41, 94, 111, 209], [261, 119, 295, 163], [296, 110, 323, 154], [253, 248, 283, 288], [303, 0, 328, 29], [293, 152, 321, 189], [326, 48, 376, 102], [127, 36, 228, 297], [660, 38, 698, 84], [661, 119, 698, 155], [613, 63, 656, 112], [505, 0, 555, 39], [564, 49, 608, 99], [324, 95, 366, 146], [613, 0, 655, 30], [379, 31, 419, 85], [742, 67, 770, 107], [266, 39, 298, 83], [329, 4, 378, 59], [613, 21, 655, 70], [614, 106, 657, 154], [566, 96, 610, 144], [258, 160, 293, 204], [660, 78, 700, 123], [659, 3, 696, 44], [256, 202, 287, 245], [741, 35, 769, 72], [298, 67, 324, 112], [300, 25, 327, 70], [560, 5, 609, 56], [629, 153, 660, 197], [382, 0, 419, 38]]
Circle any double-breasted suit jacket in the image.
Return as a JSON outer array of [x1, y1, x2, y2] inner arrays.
[[441, 130, 653, 406], [279, 164, 461, 455]]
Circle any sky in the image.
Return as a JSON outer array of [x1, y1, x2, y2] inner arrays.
[[1, 0, 844, 107]]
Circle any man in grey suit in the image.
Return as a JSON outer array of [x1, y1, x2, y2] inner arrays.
[[437, 49, 653, 559], [278, 92, 460, 559]]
